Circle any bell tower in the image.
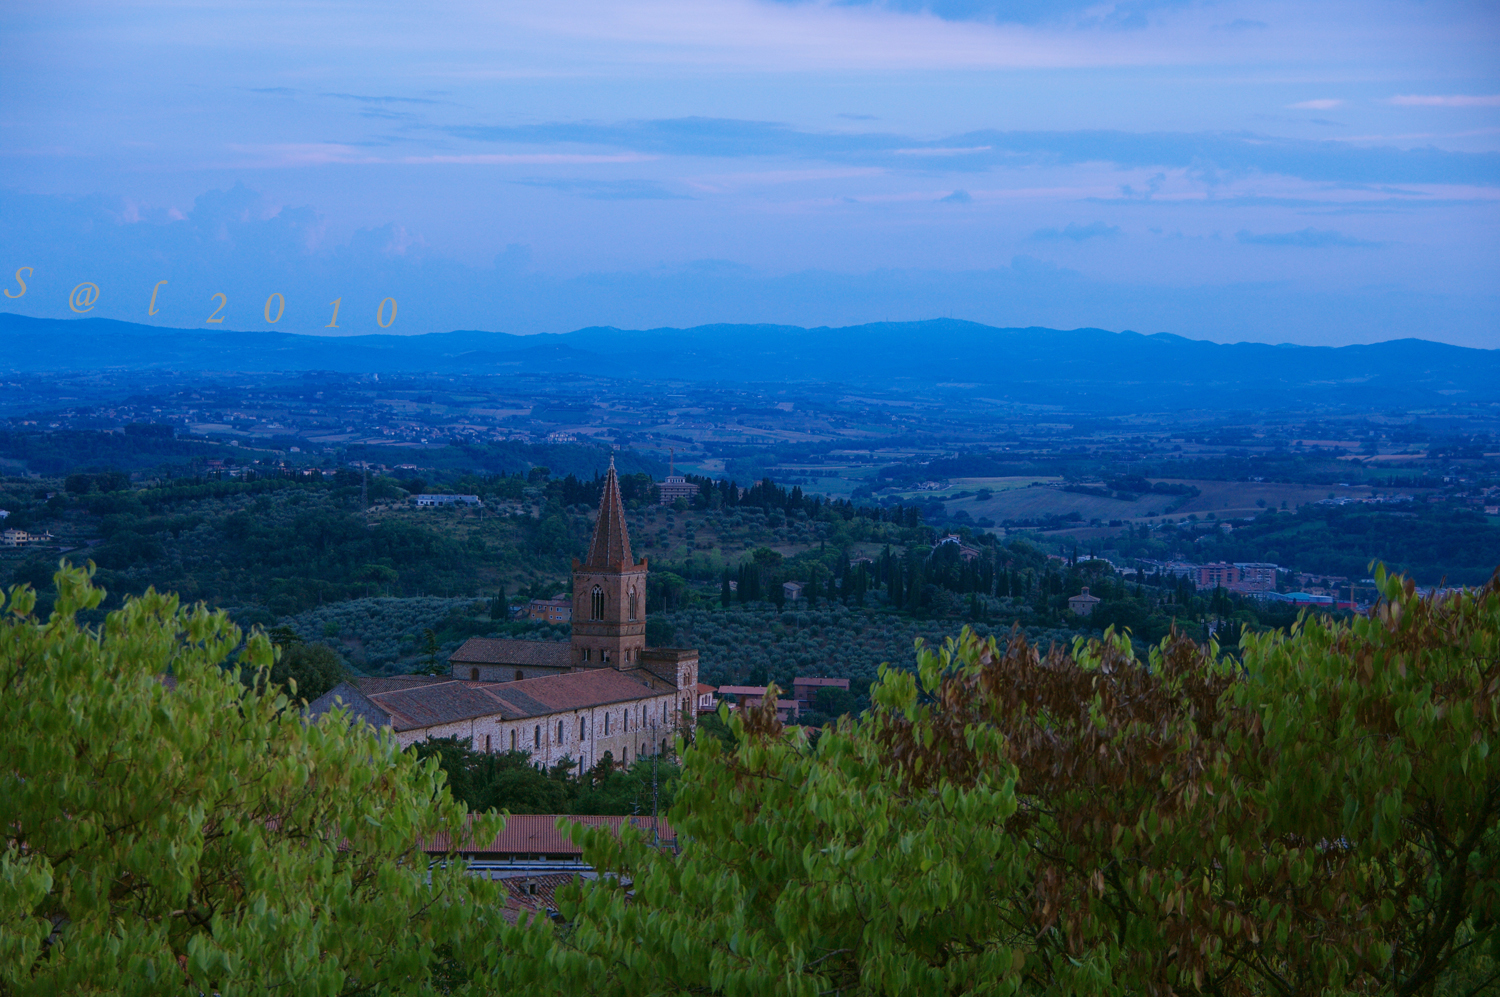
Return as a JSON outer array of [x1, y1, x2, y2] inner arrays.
[[571, 458, 647, 670]]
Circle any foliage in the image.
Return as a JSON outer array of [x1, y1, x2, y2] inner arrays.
[[481, 571, 1499, 996], [0, 563, 502, 995], [265, 640, 350, 704], [410, 737, 680, 817]]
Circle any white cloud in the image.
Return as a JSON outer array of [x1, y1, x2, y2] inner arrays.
[[1388, 94, 1500, 108], [1288, 99, 1343, 110]]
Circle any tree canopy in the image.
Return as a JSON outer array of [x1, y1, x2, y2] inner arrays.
[[480, 569, 1499, 996], [0, 564, 501, 995]]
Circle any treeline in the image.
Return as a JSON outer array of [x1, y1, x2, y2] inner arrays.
[[410, 738, 681, 817], [1114, 502, 1500, 586]]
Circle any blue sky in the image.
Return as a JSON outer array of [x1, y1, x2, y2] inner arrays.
[[2, 0, 1497, 345]]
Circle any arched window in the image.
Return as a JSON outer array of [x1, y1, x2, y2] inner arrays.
[[470, 667, 479, 681], [591, 586, 605, 620], [511, 730, 518, 751], [628, 586, 637, 621], [485, 734, 492, 752], [604, 713, 611, 735], [558, 719, 565, 742], [534, 726, 540, 748], [514, 669, 524, 681], [579, 717, 587, 740]]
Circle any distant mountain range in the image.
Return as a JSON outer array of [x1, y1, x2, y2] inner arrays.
[[3, 312, 1497, 411]]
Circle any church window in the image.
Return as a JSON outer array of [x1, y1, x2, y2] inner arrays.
[[604, 713, 611, 735], [485, 734, 492, 752], [628, 586, 638, 621], [558, 719, 565, 742], [470, 667, 479, 681], [511, 730, 518, 751], [591, 586, 604, 620], [515, 669, 524, 681], [579, 717, 586, 740], [534, 726, 540, 748]]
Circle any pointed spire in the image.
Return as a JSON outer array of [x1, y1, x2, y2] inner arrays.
[[585, 461, 633, 568]]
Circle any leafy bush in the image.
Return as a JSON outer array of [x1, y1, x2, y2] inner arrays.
[[477, 570, 1500, 996], [0, 564, 500, 994]]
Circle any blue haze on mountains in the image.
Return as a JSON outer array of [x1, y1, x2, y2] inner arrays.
[[3, 312, 1496, 415]]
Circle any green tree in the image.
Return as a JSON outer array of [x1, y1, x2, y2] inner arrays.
[[267, 641, 350, 704], [0, 564, 501, 995], [478, 570, 1499, 996]]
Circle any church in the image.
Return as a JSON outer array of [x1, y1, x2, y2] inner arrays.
[[306, 461, 699, 770]]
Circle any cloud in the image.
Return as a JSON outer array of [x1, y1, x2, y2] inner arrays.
[[894, 145, 994, 156], [1235, 228, 1379, 248], [442, 117, 1500, 186], [0, 187, 1491, 348], [1289, 99, 1343, 110], [1388, 94, 1500, 108], [939, 189, 973, 203], [512, 179, 689, 200], [1030, 221, 1120, 241]]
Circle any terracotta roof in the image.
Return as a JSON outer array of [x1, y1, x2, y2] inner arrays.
[[718, 685, 768, 696], [336, 669, 666, 733], [304, 681, 396, 730], [641, 647, 696, 662], [485, 668, 661, 715], [355, 674, 453, 695], [584, 461, 634, 568], [425, 813, 676, 855], [793, 677, 850, 689], [367, 682, 520, 730], [696, 683, 716, 695], [502, 872, 578, 918], [448, 637, 572, 667]]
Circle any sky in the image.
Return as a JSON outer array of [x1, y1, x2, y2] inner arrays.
[[1, 0, 1497, 346]]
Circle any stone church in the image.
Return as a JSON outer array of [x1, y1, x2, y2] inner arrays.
[[307, 461, 698, 770]]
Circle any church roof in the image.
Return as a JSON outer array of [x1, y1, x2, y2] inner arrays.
[[584, 460, 634, 568], [304, 668, 666, 733], [448, 637, 572, 668]]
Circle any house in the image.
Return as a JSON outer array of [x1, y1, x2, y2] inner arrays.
[[792, 677, 849, 711], [1, 529, 51, 547], [524, 598, 572, 624], [782, 580, 805, 602], [1067, 587, 1102, 616], [308, 460, 698, 765], [936, 534, 983, 562], [657, 475, 698, 505], [716, 685, 800, 722], [695, 682, 717, 714], [423, 813, 676, 879], [413, 494, 482, 507]]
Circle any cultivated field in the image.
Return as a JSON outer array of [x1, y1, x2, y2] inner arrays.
[[922, 478, 1381, 527]]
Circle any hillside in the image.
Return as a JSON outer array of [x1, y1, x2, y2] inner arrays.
[[4, 313, 1498, 410]]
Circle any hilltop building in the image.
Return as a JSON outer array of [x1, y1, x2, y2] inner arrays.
[[308, 460, 698, 766], [1068, 587, 1102, 616]]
